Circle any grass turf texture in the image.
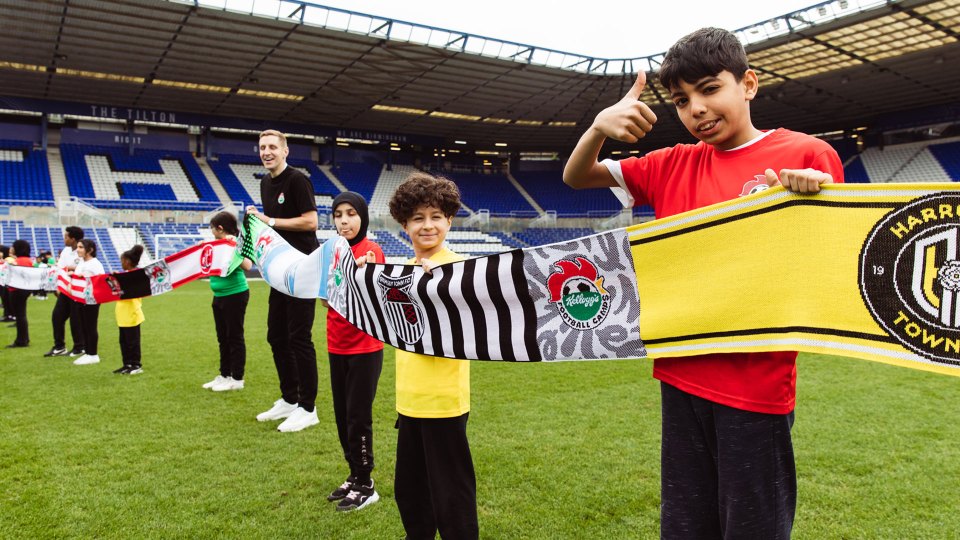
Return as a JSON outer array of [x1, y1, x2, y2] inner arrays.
[[1, 281, 958, 539]]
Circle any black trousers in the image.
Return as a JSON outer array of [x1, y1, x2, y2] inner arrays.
[[329, 350, 383, 482], [78, 304, 101, 355], [119, 325, 141, 367], [266, 288, 317, 410], [1, 286, 10, 318], [52, 292, 84, 350], [9, 288, 30, 345], [660, 382, 796, 540], [212, 290, 249, 380], [395, 413, 478, 540]]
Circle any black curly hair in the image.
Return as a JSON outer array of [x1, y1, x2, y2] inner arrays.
[[388, 172, 462, 225]]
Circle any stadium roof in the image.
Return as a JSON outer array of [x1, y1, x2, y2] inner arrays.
[[1, 0, 959, 151]]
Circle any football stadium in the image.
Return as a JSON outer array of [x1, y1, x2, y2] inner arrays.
[[2, 0, 960, 537]]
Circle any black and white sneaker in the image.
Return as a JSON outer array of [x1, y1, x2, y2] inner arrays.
[[124, 367, 143, 375], [336, 480, 379, 512], [44, 347, 68, 357], [69, 349, 84, 357], [112, 366, 130, 374], [327, 476, 356, 502]]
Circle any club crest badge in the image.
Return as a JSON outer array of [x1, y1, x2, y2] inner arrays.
[[254, 233, 273, 262], [377, 273, 424, 344], [278, 192, 285, 204], [859, 194, 960, 366], [199, 244, 214, 274], [547, 257, 611, 330], [332, 248, 344, 287], [147, 260, 173, 295], [104, 275, 123, 298], [739, 174, 770, 197]]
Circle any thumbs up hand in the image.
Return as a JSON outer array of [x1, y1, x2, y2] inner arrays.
[[591, 72, 658, 143]]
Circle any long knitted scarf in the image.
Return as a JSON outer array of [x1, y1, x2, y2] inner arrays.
[[239, 184, 960, 376], [0, 239, 238, 304]]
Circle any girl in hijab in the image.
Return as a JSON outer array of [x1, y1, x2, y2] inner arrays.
[[323, 191, 385, 512]]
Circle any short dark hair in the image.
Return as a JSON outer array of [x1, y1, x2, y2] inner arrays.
[[388, 172, 461, 225], [12, 239, 30, 257], [209, 211, 240, 236], [658, 27, 750, 92], [65, 226, 84, 241], [79, 239, 97, 258]]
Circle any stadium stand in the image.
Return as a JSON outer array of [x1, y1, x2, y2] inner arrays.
[[208, 153, 340, 209], [446, 172, 537, 217], [59, 145, 221, 210], [512, 228, 599, 248], [0, 140, 54, 206], [512, 170, 622, 217], [849, 138, 960, 183], [331, 162, 382, 202]]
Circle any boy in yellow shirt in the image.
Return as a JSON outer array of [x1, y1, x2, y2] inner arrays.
[[385, 172, 477, 538]]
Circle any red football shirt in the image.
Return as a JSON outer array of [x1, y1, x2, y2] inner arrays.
[[613, 128, 844, 414], [326, 237, 385, 355]]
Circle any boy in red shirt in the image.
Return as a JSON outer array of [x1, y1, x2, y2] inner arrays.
[[323, 191, 385, 512], [564, 27, 843, 538]]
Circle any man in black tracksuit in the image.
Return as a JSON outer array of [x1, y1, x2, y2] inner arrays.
[[247, 129, 320, 433]]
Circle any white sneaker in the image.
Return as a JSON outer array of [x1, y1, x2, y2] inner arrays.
[[211, 377, 244, 392], [202, 375, 228, 389], [277, 407, 319, 433], [256, 399, 298, 422], [73, 354, 100, 365]]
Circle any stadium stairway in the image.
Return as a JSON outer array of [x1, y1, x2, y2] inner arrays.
[[505, 172, 545, 215], [195, 156, 235, 207], [46, 147, 71, 203]]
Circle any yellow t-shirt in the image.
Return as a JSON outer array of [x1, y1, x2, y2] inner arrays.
[[395, 248, 470, 418], [115, 298, 144, 328]]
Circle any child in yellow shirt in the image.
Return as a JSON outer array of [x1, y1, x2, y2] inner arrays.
[[114, 245, 145, 375], [382, 172, 477, 537]]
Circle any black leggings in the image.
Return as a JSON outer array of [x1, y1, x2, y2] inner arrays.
[[9, 288, 30, 345], [79, 304, 101, 355], [329, 350, 383, 481], [212, 290, 249, 380]]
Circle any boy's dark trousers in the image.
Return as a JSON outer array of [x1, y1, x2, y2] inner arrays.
[[1, 286, 9, 318], [212, 290, 248, 380], [79, 304, 100, 355], [395, 413, 478, 540], [329, 350, 383, 482], [660, 382, 796, 540], [51, 292, 84, 350], [118, 325, 141, 367], [9, 288, 30, 344], [266, 288, 317, 411]]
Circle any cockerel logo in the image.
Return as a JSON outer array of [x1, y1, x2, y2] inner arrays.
[[547, 257, 611, 330], [739, 175, 770, 197]]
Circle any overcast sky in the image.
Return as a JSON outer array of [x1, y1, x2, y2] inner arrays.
[[312, 0, 825, 58]]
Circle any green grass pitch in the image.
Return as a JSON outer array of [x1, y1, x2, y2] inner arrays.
[[2, 281, 958, 538]]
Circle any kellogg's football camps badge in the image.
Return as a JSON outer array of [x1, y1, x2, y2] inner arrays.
[[860, 194, 960, 366], [547, 257, 611, 330]]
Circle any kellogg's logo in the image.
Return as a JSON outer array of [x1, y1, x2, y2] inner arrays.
[[546, 257, 611, 330], [860, 194, 960, 366], [199, 244, 214, 274]]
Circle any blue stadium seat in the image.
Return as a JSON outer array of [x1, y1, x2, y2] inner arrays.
[[60, 144, 220, 210], [0, 140, 55, 206], [513, 170, 622, 217]]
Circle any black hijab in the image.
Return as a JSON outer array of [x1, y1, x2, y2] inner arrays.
[[332, 191, 369, 247]]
